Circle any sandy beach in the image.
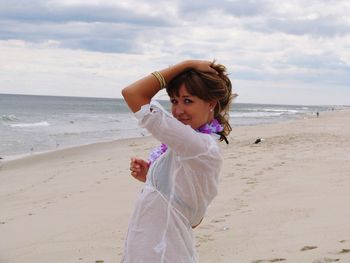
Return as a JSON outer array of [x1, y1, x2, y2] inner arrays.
[[1, 109, 350, 263]]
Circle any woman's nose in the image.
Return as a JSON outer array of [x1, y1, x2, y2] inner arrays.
[[173, 105, 184, 115]]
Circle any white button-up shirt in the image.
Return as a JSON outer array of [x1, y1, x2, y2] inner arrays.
[[122, 101, 222, 263]]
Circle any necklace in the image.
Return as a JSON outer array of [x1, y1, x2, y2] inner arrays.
[[148, 118, 224, 165]]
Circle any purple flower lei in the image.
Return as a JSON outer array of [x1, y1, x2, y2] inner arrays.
[[148, 118, 224, 165]]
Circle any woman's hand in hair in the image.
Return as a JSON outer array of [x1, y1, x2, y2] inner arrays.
[[186, 60, 219, 75]]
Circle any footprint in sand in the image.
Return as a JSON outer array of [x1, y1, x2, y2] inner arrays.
[[301, 245, 318, 251], [246, 180, 257, 185], [197, 234, 215, 243], [198, 224, 214, 230], [252, 258, 286, 263], [336, 248, 350, 254], [211, 218, 225, 223], [225, 173, 235, 178], [273, 162, 285, 167], [312, 257, 340, 263], [196, 235, 215, 248]]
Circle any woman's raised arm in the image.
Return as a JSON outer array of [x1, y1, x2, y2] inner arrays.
[[121, 60, 217, 113]]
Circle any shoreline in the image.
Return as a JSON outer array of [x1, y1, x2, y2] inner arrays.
[[0, 134, 153, 164], [0, 107, 341, 164], [0, 134, 157, 170], [1, 108, 350, 262]]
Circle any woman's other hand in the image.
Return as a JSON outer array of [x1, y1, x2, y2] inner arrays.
[[186, 60, 219, 75], [130, 157, 149, 182]]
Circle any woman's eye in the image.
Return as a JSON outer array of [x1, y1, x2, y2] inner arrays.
[[170, 99, 177, 104], [184, 99, 192, 104]]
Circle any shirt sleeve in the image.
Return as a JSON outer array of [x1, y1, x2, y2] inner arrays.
[[134, 101, 215, 158]]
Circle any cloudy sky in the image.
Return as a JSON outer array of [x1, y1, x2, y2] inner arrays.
[[0, 0, 349, 105]]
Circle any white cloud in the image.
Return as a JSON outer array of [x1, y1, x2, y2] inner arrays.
[[0, 0, 349, 105]]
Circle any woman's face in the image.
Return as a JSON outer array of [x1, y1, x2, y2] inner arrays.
[[170, 84, 215, 129]]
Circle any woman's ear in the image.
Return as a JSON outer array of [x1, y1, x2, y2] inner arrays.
[[209, 100, 218, 111]]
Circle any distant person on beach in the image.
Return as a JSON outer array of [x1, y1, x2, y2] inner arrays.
[[121, 60, 233, 262], [317, 112, 319, 118]]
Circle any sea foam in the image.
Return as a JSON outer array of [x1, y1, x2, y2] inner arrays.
[[9, 121, 50, 128]]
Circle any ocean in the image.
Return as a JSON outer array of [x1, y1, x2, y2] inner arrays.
[[0, 94, 331, 159]]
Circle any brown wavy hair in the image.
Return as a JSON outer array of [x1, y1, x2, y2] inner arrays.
[[166, 61, 234, 143]]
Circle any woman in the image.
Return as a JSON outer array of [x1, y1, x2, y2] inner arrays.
[[121, 60, 233, 262]]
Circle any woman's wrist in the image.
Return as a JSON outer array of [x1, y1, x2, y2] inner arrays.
[[159, 60, 193, 85], [177, 60, 195, 71], [152, 60, 213, 90]]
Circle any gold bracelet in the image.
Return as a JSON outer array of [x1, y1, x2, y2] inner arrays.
[[151, 71, 167, 89], [151, 71, 166, 89]]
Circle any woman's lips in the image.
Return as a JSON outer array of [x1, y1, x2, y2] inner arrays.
[[179, 118, 190, 123]]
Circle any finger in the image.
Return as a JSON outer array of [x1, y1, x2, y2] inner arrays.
[[208, 66, 219, 75], [132, 158, 142, 166], [197, 62, 218, 75], [130, 166, 141, 172]]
